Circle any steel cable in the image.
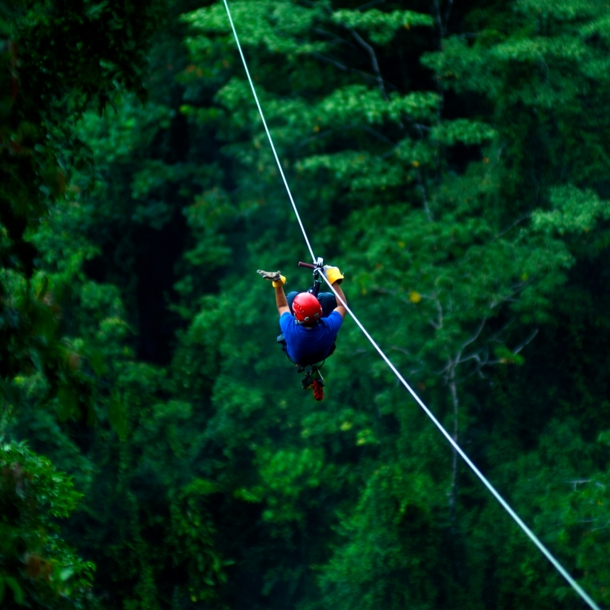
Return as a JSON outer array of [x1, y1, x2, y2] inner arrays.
[[221, 0, 316, 264]]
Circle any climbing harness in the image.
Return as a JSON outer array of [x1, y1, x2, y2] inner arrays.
[[220, 1, 601, 608], [276, 335, 328, 402], [276, 259, 335, 401]]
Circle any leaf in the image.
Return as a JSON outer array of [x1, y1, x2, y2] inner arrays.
[[432, 119, 496, 146], [533, 185, 610, 234], [60, 567, 74, 581], [332, 9, 433, 45]]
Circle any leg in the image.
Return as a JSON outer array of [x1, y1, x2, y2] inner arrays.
[[317, 292, 337, 318]]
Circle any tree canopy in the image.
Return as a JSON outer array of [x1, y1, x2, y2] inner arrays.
[[2, 0, 610, 609]]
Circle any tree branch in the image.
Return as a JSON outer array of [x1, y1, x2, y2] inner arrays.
[[460, 317, 487, 350], [512, 328, 539, 354], [432, 0, 445, 39], [427, 293, 444, 330], [444, 0, 454, 33], [494, 213, 532, 240], [345, 26, 388, 100], [311, 52, 391, 91], [416, 169, 433, 221]]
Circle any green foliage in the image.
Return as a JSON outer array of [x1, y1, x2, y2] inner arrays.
[[332, 9, 433, 45], [1, 0, 165, 276], [1, 2, 176, 609], [184, 0, 330, 56], [0, 0, 168, 424], [4, 0, 610, 609], [168, 479, 232, 602], [319, 462, 448, 610], [533, 185, 610, 259], [0, 441, 96, 609]]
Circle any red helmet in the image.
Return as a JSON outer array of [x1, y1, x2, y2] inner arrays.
[[292, 292, 323, 324]]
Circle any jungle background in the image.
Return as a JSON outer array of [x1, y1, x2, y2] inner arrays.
[[2, 0, 610, 608]]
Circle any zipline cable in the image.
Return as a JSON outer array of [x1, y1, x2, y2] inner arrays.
[[220, 1, 601, 608], [220, 0, 316, 264]]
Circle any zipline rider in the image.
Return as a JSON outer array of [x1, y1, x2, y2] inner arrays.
[[257, 266, 347, 365]]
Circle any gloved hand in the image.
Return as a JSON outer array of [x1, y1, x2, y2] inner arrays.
[[257, 269, 287, 288], [323, 265, 344, 285]]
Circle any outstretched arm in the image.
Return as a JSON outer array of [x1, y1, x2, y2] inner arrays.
[[324, 265, 348, 319], [275, 285, 289, 317], [332, 282, 348, 319]]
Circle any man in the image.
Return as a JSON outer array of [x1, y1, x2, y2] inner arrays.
[[257, 266, 347, 365]]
